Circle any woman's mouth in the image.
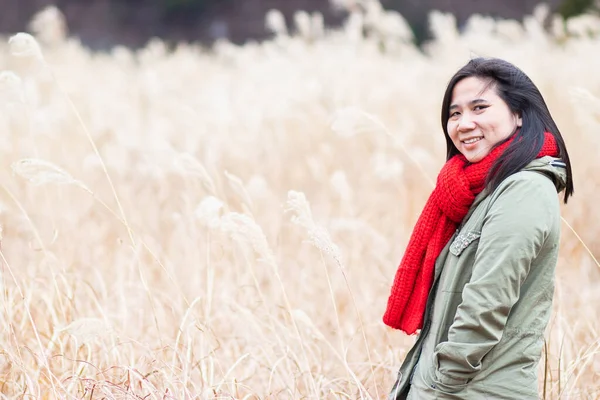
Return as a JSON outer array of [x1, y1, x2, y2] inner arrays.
[[462, 137, 483, 144]]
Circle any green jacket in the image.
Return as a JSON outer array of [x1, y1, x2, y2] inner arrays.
[[389, 156, 567, 400]]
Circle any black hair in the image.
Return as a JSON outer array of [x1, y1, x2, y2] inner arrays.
[[441, 57, 574, 203]]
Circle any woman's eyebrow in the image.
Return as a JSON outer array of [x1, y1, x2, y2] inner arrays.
[[449, 98, 489, 111]]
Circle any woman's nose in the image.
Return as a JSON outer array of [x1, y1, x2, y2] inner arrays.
[[457, 115, 476, 131]]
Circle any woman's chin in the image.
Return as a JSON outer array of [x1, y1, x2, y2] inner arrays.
[[465, 154, 484, 163], [460, 146, 491, 163]]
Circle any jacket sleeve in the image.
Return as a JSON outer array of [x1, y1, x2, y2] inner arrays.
[[432, 173, 556, 387]]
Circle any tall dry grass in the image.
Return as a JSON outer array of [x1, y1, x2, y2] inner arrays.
[[0, 1, 598, 398]]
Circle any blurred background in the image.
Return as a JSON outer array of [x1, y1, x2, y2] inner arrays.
[[0, 0, 598, 49], [0, 0, 599, 399]]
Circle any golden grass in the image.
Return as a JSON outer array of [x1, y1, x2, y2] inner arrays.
[[0, 3, 598, 399]]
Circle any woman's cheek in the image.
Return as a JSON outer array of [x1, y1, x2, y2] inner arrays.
[[448, 126, 459, 141]]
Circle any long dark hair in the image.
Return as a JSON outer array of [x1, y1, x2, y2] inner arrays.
[[440, 57, 574, 203]]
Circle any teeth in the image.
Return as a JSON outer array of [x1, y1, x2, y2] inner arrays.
[[463, 137, 482, 144]]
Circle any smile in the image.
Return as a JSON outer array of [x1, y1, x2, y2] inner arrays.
[[462, 137, 483, 144]]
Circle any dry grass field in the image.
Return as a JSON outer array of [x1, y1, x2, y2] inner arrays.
[[0, 2, 599, 399]]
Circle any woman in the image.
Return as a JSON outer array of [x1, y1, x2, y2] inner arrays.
[[384, 57, 574, 399]]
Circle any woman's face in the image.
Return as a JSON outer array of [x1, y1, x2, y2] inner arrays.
[[447, 76, 522, 163]]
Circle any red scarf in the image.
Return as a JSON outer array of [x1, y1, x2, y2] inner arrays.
[[383, 132, 559, 334]]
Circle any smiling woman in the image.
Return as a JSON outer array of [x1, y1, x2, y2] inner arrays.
[[446, 77, 522, 163], [384, 57, 574, 399]]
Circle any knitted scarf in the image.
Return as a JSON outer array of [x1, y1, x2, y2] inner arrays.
[[383, 132, 559, 334]]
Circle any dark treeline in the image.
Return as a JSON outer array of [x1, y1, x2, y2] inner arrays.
[[0, 0, 596, 50]]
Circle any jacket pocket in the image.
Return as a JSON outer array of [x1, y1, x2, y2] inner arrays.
[[449, 231, 481, 256], [422, 347, 469, 395], [432, 373, 469, 395]]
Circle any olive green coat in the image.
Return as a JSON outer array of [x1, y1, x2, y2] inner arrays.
[[389, 156, 567, 399]]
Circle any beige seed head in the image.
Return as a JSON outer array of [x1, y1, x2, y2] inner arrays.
[[532, 3, 550, 26], [61, 318, 110, 345], [8, 33, 44, 60], [568, 87, 600, 110], [330, 0, 360, 12], [550, 15, 566, 40], [29, 5, 68, 45], [265, 9, 288, 36], [330, 170, 353, 201], [364, 0, 385, 27], [172, 152, 216, 194], [292, 309, 326, 341], [246, 175, 270, 200], [0, 71, 25, 103], [464, 14, 495, 37], [219, 212, 275, 263], [378, 11, 414, 42], [311, 12, 325, 39], [286, 191, 342, 265], [330, 107, 388, 138], [0, 70, 22, 88], [11, 158, 88, 189], [195, 196, 224, 229], [344, 11, 365, 41], [429, 11, 459, 42], [294, 10, 312, 40], [371, 152, 404, 181], [566, 14, 600, 37], [496, 19, 525, 41]]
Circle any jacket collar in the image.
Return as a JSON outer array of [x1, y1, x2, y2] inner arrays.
[[462, 156, 567, 223]]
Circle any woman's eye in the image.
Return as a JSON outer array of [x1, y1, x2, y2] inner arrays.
[[450, 111, 460, 118], [474, 105, 488, 111]]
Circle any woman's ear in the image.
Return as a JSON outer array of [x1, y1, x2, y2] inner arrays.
[[516, 114, 523, 127]]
